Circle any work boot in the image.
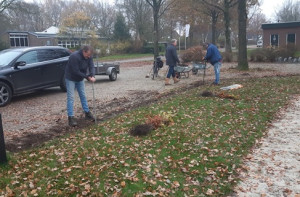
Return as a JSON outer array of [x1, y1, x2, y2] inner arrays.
[[85, 111, 95, 121], [173, 77, 180, 83], [68, 116, 77, 127], [165, 78, 171, 85]]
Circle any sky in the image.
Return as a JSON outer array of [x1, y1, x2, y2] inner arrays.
[[260, 0, 286, 21]]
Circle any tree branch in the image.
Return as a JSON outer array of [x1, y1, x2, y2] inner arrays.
[[0, 0, 15, 14], [145, 0, 153, 8]]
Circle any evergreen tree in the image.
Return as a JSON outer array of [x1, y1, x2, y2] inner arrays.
[[113, 13, 131, 41]]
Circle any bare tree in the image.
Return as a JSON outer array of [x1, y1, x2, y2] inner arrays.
[[248, 9, 267, 40], [0, 12, 12, 35], [85, 0, 116, 38], [0, 0, 14, 14], [6, 1, 44, 31], [40, 0, 66, 28], [118, 0, 152, 49], [237, 0, 248, 70], [275, 0, 300, 22], [201, 1, 222, 45], [201, 0, 238, 52], [168, 0, 211, 47], [146, 0, 174, 58], [60, 11, 92, 46]]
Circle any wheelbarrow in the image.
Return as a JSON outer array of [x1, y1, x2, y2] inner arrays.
[[192, 61, 207, 84], [174, 64, 192, 78]]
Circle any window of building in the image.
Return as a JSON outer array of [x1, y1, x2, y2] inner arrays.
[[270, 34, 279, 47], [57, 40, 89, 48], [58, 40, 80, 48], [9, 33, 29, 47], [287, 34, 295, 44]]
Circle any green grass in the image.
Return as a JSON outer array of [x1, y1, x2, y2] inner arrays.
[[97, 53, 153, 61], [1, 76, 300, 196]]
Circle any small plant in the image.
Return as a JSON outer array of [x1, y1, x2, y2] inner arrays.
[[145, 115, 164, 129], [145, 112, 175, 129]]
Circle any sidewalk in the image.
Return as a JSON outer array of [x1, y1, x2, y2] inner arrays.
[[232, 96, 300, 196]]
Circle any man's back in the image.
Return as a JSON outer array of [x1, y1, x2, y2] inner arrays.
[[165, 44, 179, 66]]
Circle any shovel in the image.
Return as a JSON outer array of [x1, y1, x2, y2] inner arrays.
[[92, 82, 97, 124]]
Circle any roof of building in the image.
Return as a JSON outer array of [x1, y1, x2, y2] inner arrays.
[[261, 21, 300, 29], [5, 30, 56, 38], [38, 26, 59, 34]]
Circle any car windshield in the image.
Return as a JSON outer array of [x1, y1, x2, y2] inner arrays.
[[0, 50, 22, 67]]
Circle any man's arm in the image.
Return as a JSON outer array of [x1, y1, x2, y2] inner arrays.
[[87, 58, 96, 82], [204, 47, 212, 60], [69, 55, 88, 79], [172, 47, 180, 63]]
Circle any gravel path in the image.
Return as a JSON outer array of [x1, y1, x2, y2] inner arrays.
[[232, 96, 300, 197]]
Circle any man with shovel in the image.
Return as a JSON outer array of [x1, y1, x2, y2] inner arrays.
[[65, 45, 96, 127], [203, 42, 222, 85]]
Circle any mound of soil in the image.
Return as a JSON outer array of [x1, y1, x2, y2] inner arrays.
[[129, 124, 154, 136]]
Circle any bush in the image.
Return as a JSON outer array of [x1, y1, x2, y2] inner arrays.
[[250, 49, 265, 62], [264, 47, 277, 62], [0, 41, 8, 51], [221, 52, 234, 62], [142, 45, 153, 54], [277, 44, 298, 58], [180, 46, 205, 63], [110, 41, 132, 54], [250, 44, 299, 62], [250, 47, 278, 62], [142, 43, 166, 54]]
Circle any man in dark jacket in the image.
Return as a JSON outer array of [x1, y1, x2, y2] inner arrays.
[[165, 39, 180, 85], [65, 45, 96, 126], [203, 43, 222, 85]]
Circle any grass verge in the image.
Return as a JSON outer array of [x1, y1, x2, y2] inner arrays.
[[1, 76, 300, 196]]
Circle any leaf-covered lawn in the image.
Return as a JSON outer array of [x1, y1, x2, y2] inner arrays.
[[1, 76, 300, 196]]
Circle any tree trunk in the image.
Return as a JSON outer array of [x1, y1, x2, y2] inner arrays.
[[211, 10, 218, 44], [189, 24, 194, 47], [152, 1, 160, 59], [237, 0, 248, 70], [224, 0, 232, 53]]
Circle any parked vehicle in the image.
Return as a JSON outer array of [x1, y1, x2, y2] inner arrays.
[[94, 62, 120, 81], [257, 40, 263, 47], [0, 46, 71, 107]]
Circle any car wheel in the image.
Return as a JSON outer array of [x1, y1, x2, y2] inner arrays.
[[109, 69, 117, 81], [0, 82, 12, 107], [60, 77, 67, 92]]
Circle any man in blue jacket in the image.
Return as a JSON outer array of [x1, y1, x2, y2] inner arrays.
[[165, 39, 180, 85], [65, 46, 96, 126], [203, 43, 222, 85]]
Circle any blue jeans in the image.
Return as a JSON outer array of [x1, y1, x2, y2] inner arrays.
[[213, 62, 221, 84], [66, 78, 89, 117], [167, 65, 175, 78]]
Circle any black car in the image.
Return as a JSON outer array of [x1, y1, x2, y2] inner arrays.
[[0, 46, 71, 107]]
